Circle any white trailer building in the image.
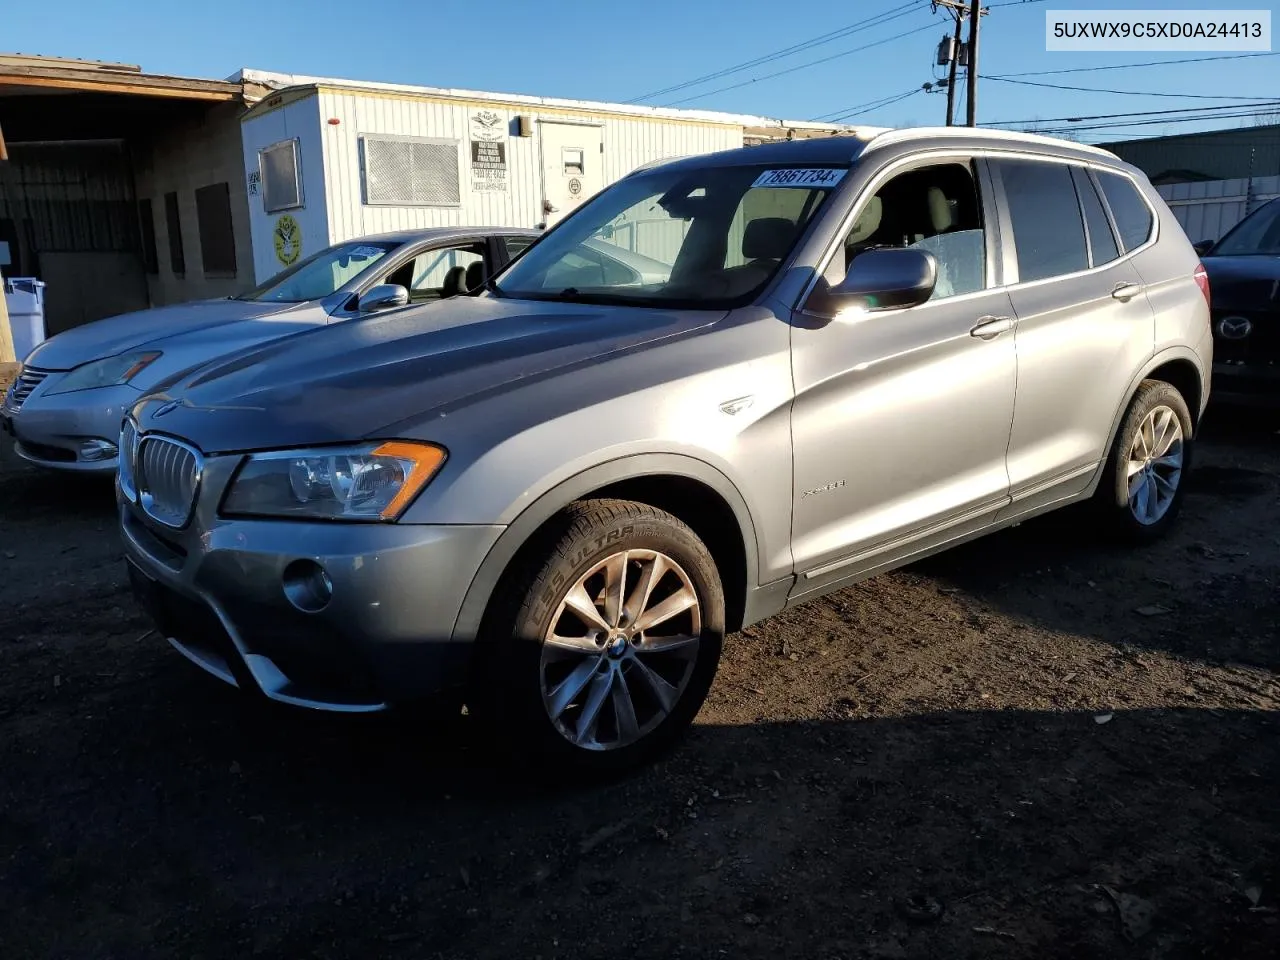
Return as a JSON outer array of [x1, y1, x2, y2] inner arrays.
[[237, 70, 851, 283]]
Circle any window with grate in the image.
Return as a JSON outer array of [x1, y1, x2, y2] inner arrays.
[[164, 191, 185, 276], [138, 199, 159, 274], [361, 135, 460, 206], [195, 182, 237, 276], [260, 139, 303, 213]]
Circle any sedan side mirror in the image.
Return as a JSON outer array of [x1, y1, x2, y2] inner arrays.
[[357, 283, 409, 312], [805, 248, 937, 317], [1192, 239, 1214, 256]]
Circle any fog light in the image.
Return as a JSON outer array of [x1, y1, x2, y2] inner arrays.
[[282, 559, 334, 612], [79, 438, 119, 462]]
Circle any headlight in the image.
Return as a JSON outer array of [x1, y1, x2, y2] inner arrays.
[[221, 441, 447, 521], [45, 352, 161, 395]]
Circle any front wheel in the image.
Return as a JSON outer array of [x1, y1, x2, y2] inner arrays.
[[1092, 379, 1193, 542], [473, 499, 725, 773]]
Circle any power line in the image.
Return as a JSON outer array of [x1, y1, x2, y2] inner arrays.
[[987, 0, 1049, 7], [988, 76, 1276, 100], [990, 51, 1280, 78], [1021, 108, 1280, 136], [812, 86, 924, 121], [824, 87, 926, 123], [626, 1, 922, 103], [985, 100, 1280, 127], [662, 21, 938, 107]]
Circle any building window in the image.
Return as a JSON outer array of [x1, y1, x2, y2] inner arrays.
[[164, 191, 185, 276], [195, 182, 237, 277], [360, 135, 460, 207], [138, 199, 159, 275], [563, 148, 585, 175], [260, 139, 303, 213]]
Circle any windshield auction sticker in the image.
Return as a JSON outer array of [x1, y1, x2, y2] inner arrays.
[[753, 168, 847, 189]]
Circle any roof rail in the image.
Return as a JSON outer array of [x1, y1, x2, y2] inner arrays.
[[864, 126, 1119, 160]]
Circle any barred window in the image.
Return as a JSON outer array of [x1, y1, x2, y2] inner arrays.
[[361, 135, 460, 207], [260, 139, 303, 213]]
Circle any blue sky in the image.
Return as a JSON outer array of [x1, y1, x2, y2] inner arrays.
[[4, 0, 1278, 142]]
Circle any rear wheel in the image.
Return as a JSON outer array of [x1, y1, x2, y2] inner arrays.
[[473, 499, 724, 773], [1093, 380, 1193, 542]]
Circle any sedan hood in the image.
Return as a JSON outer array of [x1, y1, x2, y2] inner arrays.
[[133, 296, 719, 451], [1200, 255, 1280, 311], [24, 298, 308, 371]]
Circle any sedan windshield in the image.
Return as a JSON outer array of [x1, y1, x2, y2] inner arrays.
[[1212, 198, 1280, 257], [494, 163, 846, 308], [235, 240, 399, 303]]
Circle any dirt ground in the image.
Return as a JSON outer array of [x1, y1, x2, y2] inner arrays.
[[1, 412, 1277, 960]]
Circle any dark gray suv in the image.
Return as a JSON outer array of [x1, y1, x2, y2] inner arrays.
[[120, 128, 1212, 772]]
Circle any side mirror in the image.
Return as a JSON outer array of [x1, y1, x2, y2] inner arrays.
[[1192, 239, 1214, 256], [357, 283, 409, 312], [806, 248, 937, 317]]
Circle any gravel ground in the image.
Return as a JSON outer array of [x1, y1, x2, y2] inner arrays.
[[1, 413, 1277, 960]]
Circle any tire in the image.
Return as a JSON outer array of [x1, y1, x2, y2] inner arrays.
[[472, 499, 725, 775], [1092, 379, 1193, 542]]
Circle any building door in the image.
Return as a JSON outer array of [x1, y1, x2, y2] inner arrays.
[[539, 123, 603, 227]]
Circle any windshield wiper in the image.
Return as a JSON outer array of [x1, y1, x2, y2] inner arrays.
[[481, 276, 505, 298]]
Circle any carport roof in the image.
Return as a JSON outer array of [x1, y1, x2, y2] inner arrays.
[[0, 54, 249, 101]]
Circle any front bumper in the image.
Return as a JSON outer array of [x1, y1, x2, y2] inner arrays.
[[3, 381, 139, 472], [1211, 361, 1280, 409], [119, 450, 504, 711]]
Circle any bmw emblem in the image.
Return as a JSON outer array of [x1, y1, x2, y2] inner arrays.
[[1217, 316, 1252, 340], [153, 399, 183, 419]]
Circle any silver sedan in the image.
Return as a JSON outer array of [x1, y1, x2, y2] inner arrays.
[[1, 226, 539, 472]]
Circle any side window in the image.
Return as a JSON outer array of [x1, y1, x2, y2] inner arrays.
[[1071, 167, 1119, 267], [1096, 171, 1154, 252], [826, 160, 986, 302], [503, 236, 535, 261], [997, 159, 1088, 283], [382, 244, 486, 301]]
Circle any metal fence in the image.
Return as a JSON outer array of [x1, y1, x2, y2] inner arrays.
[[1157, 175, 1280, 243]]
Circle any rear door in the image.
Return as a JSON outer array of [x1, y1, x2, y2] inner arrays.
[[992, 157, 1156, 513]]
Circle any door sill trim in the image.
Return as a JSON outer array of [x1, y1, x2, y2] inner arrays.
[[800, 497, 1010, 581]]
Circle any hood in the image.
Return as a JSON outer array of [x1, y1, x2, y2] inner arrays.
[[1200, 255, 1280, 312], [24, 298, 312, 371], [132, 296, 720, 452]]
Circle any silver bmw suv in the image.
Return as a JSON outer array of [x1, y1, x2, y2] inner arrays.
[[119, 127, 1212, 772]]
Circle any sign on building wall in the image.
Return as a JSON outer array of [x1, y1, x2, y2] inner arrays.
[[470, 110, 508, 192]]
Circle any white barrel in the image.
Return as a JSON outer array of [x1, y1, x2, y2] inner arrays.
[[5, 279, 47, 362]]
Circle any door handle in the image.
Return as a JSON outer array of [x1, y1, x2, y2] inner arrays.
[[1111, 281, 1144, 301], [969, 315, 1015, 340]]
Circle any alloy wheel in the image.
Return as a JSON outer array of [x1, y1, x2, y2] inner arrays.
[[1126, 404, 1184, 525], [539, 549, 702, 751]]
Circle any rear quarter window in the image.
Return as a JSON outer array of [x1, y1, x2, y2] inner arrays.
[[1096, 171, 1154, 252]]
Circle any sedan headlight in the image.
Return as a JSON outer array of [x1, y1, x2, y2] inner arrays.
[[221, 442, 447, 521], [45, 352, 161, 395]]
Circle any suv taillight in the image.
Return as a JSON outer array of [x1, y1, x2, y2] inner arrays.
[[1193, 263, 1210, 306]]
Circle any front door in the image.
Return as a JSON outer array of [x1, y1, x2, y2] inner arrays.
[[789, 157, 1017, 600], [540, 123, 603, 227]]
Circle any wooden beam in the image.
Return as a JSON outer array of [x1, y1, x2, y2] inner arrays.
[[0, 74, 239, 101]]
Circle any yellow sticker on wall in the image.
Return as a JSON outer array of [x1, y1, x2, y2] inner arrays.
[[273, 214, 301, 266]]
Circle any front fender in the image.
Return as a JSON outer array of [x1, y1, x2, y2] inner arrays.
[[448, 452, 761, 643]]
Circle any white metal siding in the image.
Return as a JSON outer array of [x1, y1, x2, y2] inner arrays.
[[1158, 175, 1280, 243], [240, 95, 329, 283], [315, 90, 742, 243]]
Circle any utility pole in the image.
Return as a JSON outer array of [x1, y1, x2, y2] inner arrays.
[[944, 12, 964, 125], [966, 0, 981, 126]]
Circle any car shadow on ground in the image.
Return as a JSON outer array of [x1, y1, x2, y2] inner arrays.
[[2, 669, 1276, 960]]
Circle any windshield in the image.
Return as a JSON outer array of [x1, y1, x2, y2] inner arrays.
[[235, 240, 400, 303], [494, 163, 846, 308], [1212, 198, 1280, 257]]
